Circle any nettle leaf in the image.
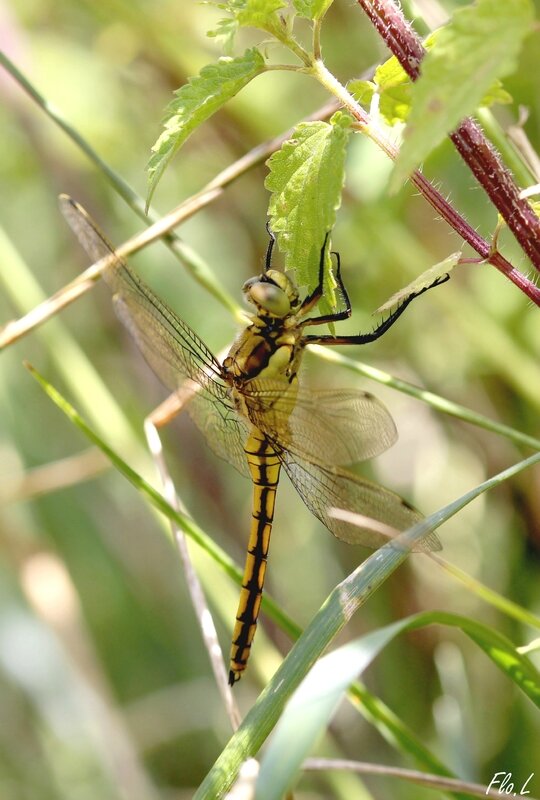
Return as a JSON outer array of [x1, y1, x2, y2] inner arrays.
[[376, 252, 462, 314], [265, 112, 351, 311], [147, 48, 265, 209], [480, 80, 513, 108], [293, 0, 334, 20], [378, 85, 415, 125], [347, 79, 375, 108], [237, 0, 288, 25], [209, 0, 288, 40], [391, 0, 533, 189], [351, 26, 514, 128], [207, 16, 238, 53]]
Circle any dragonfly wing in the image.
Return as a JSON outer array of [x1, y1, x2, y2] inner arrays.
[[185, 386, 251, 479], [277, 448, 441, 552], [61, 196, 250, 478], [61, 195, 224, 382], [60, 195, 120, 272], [244, 381, 397, 465]]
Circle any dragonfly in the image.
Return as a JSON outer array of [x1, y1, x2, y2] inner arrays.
[[60, 196, 445, 685]]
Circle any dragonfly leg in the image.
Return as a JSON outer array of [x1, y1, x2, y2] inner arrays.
[[264, 222, 276, 272], [297, 232, 334, 317], [302, 274, 450, 345]]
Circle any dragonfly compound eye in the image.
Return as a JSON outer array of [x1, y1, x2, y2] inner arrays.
[[243, 276, 292, 318]]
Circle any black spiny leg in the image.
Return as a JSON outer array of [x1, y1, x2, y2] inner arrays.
[[297, 232, 332, 316], [264, 222, 276, 272], [300, 244, 355, 326], [302, 273, 450, 345]]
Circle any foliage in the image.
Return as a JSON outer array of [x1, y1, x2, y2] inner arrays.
[[265, 111, 351, 308], [349, 40, 512, 127], [1, 1, 540, 799], [390, 0, 534, 188], [147, 48, 266, 207]]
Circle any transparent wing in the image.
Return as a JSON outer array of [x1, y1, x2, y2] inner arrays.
[[242, 380, 397, 465], [277, 448, 441, 552], [60, 195, 250, 477]]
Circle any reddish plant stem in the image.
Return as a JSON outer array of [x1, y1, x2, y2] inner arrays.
[[356, 0, 540, 288], [366, 126, 539, 299], [413, 170, 538, 298]]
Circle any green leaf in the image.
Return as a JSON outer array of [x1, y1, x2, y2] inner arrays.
[[236, 0, 288, 28], [256, 612, 540, 800], [352, 26, 514, 127], [347, 79, 375, 107], [265, 111, 352, 310], [146, 48, 265, 209], [375, 251, 462, 314], [479, 79, 513, 108], [378, 85, 413, 125], [293, 0, 334, 20], [206, 15, 239, 53], [391, 0, 534, 189], [255, 625, 408, 800], [208, 0, 288, 43]]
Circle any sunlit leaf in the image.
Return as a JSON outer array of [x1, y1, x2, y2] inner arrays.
[[350, 27, 514, 127], [375, 251, 462, 314], [347, 79, 375, 107], [207, 15, 238, 53], [265, 111, 352, 309], [208, 0, 288, 45], [293, 0, 334, 20], [255, 625, 407, 800], [147, 48, 265, 208], [391, 0, 533, 189], [477, 80, 512, 108], [236, 0, 288, 27]]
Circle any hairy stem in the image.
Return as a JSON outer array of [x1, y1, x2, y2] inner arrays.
[[311, 60, 540, 305], [356, 0, 540, 274]]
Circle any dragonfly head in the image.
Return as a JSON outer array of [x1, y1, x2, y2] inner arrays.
[[242, 270, 300, 319]]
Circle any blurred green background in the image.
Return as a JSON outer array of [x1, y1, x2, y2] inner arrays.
[[1, 1, 539, 798]]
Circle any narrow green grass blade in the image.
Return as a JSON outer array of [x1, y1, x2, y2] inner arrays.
[[434, 557, 540, 630], [256, 611, 540, 800], [195, 449, 540, 799], [25, 362, 239, 582], [411, 612, 540, 707], [27, 362, 540, 800], [26, 363, 453, 779], [255, 623, 414, 800], [311, 346, 540, 451]]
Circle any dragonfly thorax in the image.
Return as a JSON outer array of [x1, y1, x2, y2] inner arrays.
[[242, 269, 300, 319], [222, 275, 304, 385]]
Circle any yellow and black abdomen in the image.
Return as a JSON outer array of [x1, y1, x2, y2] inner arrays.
[[229, 428, 281, 685]]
